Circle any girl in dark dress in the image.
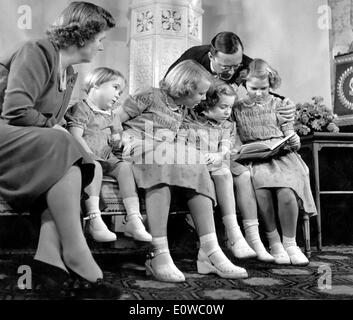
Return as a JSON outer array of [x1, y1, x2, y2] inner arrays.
[[0, 2, 120, 298]]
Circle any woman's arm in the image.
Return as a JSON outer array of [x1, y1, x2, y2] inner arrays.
[[2, 41, 58, 127]]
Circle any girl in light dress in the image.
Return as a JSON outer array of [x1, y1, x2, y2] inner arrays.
[[65, 67, 152, 243], [232, 58, 317, 265], [182, 78, 274, 262], [117, 60, 248, 282]]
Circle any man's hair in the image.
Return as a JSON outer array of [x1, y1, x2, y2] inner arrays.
[[210, 31, 244, 56], [160, 60, 213, 99], [46, 1, 116, 49]]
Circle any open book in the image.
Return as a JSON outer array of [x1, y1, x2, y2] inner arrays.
[[232, 132, 296, 162]]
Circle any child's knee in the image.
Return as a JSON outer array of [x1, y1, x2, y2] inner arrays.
[[277, 188, 297, 205], [212, 169, 232, 181], [234, 170, 251, 186], [93, 160, 103, 173]]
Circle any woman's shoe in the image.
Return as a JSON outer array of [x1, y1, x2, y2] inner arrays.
[[84, 212, 117, 242], [124, 214, 152, 242], [226, 237, 257, 259], [197, 248, 248, 279], [66, 267, 122, 299], [145, 248, 185, 282], [31, 259, 75, 299]]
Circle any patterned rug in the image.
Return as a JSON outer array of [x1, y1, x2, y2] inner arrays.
[[1, 244, 353, 301]]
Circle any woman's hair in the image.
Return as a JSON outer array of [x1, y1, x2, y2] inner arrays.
[[84, 67, 126, 94], [47, 1, 116, 49], [245, 58, 281, 90], [210, 31, 243, 56], [195, 78, 237, 114], [160, 60, 213, 99]]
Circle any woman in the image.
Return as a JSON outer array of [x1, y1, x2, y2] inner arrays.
[[0, 2, 120, 298], [118, 60, 248, 282]]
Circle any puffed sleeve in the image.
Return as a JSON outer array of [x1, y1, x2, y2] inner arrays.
[[65, 101, 90, 130], [2, 41, 57, 127], [122, 89, 154, 119], [276, 97, 296, 136]]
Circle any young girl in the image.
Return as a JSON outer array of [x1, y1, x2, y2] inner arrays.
[[65, 67, 152, 243], [182, 78, 274, 262], [232, 58, 317, 265]]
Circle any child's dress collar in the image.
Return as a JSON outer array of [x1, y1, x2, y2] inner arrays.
[[84, 98, 112, 116]]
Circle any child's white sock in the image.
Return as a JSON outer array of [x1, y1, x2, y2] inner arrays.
[[266, 229, 283, 254], [85, 196, 116, 242], [123, 197, 152, 242], [243, 219, 274, 262], [123, 196, 141, 218], [243, 219, 261, 244], [222, 214, 243, 243], [85, 196, 100, 214], [282, 235, 297, 249], [199, 233, 219, 255], [152, 236, 169, 250]]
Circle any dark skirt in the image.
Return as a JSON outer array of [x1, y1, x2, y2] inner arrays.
[[0, 123, 94, 213]]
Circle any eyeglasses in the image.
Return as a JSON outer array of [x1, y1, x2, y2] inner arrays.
[[212, 57, 243, 72]]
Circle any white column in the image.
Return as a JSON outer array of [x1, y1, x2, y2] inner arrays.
[[128, 0, 203, 94]]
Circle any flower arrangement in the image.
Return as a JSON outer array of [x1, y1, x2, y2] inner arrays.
[[294, 96, 340, 136]]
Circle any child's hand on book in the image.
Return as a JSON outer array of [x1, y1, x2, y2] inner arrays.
[[284, 133, 301, 151], [204, 152, 223, 165]]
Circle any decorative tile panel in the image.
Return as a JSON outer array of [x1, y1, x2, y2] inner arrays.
[[161, 9, 182, 32], [129, 0, 204, 92], [136, 9, 154, 33], [129, 38, 154, 94]]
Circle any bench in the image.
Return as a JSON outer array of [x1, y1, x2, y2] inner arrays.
[[0, 177, 190, 252], [0, 177, 313, 257]]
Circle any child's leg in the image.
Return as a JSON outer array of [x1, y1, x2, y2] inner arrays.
[[256, 188, 290, 264], [276, 188, 309, 265], [212, 170, 256, 259], [144, 185, 184, 282], [84, 161, 116, 242], [109, 162, 152, 242], [233, 171, 274, 262], [187, 193, 247, 279]]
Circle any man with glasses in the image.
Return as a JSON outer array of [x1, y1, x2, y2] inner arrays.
[[166, 31, 252, 87]]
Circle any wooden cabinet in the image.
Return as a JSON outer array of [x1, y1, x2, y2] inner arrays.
[[299, 132, 353, 251]]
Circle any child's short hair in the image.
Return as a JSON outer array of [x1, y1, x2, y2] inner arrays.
[[84, 67, 126, 94], [195, 78, 237, 114], [160, 60, 213, 99], [246, 58, 281, 90]]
